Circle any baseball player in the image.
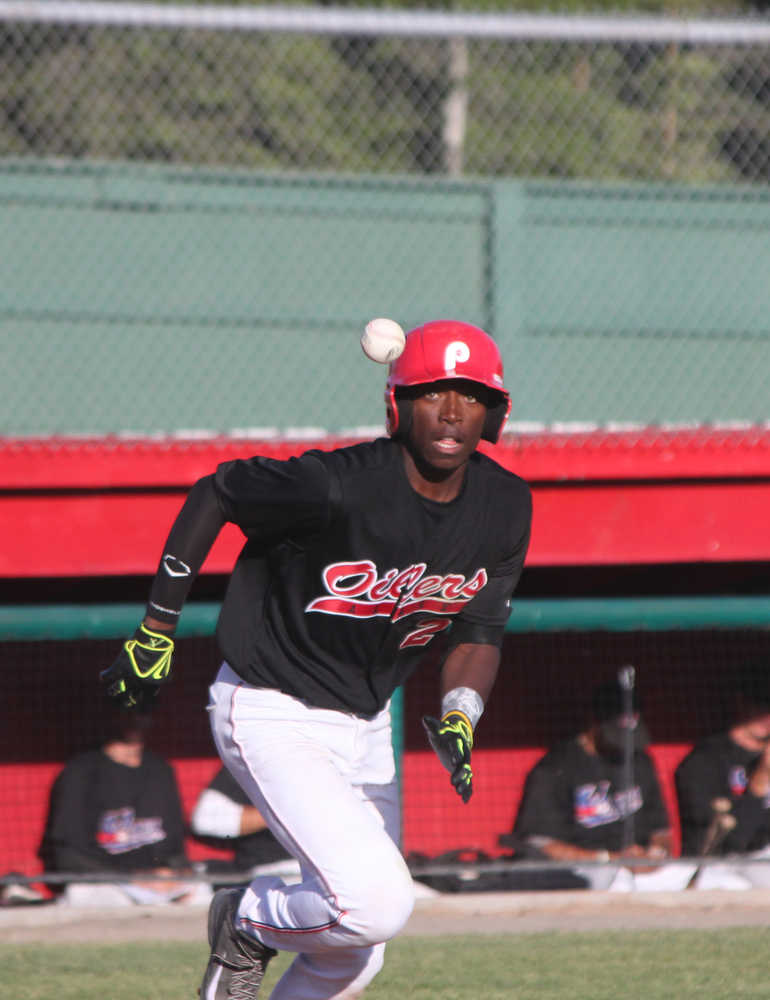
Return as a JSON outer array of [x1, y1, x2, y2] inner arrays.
[[676, 660, 770, 873], [512, 679, 677, 891], [101, 320, 532, 1000]]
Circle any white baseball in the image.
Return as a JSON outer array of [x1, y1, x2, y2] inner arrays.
[[360, 318, 406, 364]]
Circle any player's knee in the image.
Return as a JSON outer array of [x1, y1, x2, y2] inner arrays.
[[348, 864, 414, 944]]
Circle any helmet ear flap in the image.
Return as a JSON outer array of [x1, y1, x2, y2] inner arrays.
[[386, 388, 413, 440], [385, 388, 397, 436], [395, 397, 413, 440], [482, 396, 511, 443]]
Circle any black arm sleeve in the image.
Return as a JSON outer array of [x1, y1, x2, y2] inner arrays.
[[146, 475, 226, 627]]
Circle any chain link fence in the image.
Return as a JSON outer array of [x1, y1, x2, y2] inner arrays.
[[1, 3, 769, 435]]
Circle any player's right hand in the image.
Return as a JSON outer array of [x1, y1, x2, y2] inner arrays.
[[100, 624, 175, 710], [422, 711, 474, 803]]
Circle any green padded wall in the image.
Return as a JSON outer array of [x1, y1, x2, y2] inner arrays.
[[2, 162, 768, 435]]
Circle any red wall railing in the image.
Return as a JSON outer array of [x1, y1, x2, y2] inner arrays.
[[4, 427, 770, 577]]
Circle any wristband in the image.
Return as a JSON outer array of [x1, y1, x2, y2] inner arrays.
[[595, 849, 610, 863], [441, 687, 484, 731]]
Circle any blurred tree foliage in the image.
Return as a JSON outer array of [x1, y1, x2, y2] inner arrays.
[[116, 0, 768, 12], [1, 1, 769, 181]]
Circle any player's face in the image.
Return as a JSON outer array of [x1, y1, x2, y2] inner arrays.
[[741, 708, 770, 749], [408, 379, 488, 472], [596, 712, 649, 759]]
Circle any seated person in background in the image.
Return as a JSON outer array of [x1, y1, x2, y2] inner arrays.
[[511, 676, 694, 892], [191, 766, 299, 880], [39, 709, 211, 906], [676, 659, 770, 890]]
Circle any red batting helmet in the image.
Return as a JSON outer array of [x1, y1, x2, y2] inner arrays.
[[385, 320, 511, 443]]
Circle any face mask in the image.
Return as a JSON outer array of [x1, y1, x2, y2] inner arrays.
[[597, 714, 650, 758]]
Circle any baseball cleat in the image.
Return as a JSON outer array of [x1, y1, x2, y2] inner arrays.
[[199, 888, 276, 1000]]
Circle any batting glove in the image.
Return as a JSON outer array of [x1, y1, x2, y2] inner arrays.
[[100, 624, 175, 710], [422, 711, 474, 803]]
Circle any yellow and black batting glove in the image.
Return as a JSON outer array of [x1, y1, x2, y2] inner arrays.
[[100, 624, 175, 711], [422, 711, 474, 803]]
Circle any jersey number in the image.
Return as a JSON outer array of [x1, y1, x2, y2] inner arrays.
[[399, 619, 451, 649]]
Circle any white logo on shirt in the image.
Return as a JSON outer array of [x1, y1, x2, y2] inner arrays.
[[305, 560, 488, 648], [163, 553, 191, 577]]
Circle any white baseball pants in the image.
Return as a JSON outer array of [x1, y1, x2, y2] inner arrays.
[[207, 663, 415, 1000]]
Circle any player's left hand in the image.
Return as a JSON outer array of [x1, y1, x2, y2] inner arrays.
[[100, 623, 175, 710], [422, 711, 474, 803]]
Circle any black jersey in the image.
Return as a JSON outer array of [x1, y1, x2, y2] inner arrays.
[[513, 738, 670, 853], [675, 733, 770, 855], [213, 437, 531, 717], [39, 749, 188, 874]]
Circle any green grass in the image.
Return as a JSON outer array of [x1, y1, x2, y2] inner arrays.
[[2, 929, 769, 999]]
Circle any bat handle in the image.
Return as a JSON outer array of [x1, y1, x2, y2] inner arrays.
[[617, 664, 636, 850]]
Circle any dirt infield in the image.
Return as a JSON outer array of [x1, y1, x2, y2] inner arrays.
[[2, 888, 770, 944]]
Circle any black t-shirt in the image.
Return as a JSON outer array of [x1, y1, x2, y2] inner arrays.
[[39, 749, 187, 874], [675, 732, 770, 855], [207, 767, 292, 870], [213, 438, 532, 717], [513, 738, 670, 853]]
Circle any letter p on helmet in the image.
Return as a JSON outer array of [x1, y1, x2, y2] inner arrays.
[[444, 340, 471, 373]]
